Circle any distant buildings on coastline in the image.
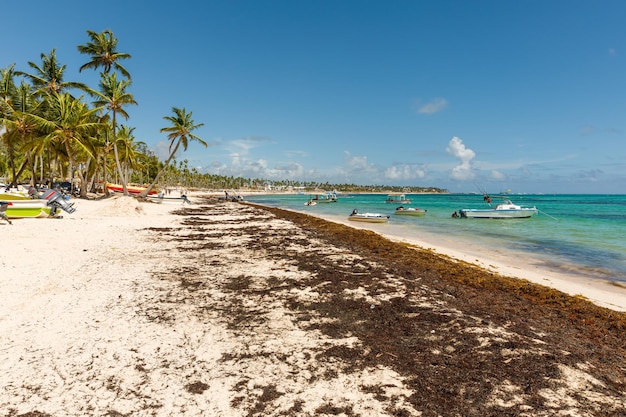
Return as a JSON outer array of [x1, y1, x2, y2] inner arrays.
[[264, 184, 448, 194]]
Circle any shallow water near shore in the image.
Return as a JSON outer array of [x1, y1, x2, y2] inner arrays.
[[245, 193, 626, 284]]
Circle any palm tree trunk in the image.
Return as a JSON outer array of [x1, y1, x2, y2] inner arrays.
[[102, 152, 110, 196], [110, 111, 127, 195], [77, 158, 90, 198], [138, 141, 181, 198]]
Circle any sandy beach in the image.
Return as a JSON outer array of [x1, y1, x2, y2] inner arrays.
[[310, 210, 626, 314], [1, 194, 625, 416]]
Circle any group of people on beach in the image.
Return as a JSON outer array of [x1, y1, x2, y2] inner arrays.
[[223, 190, 244, 202]]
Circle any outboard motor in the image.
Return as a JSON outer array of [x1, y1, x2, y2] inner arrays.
[[0, 202, 12, 224], [41, 189, 76, 214], [28, 186, 40, 199]]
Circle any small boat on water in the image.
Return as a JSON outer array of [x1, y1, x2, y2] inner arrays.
[[313, 191, 338, 203], [385, 193, 411, 204], [458, 196, 537, 219], [394, 206, 427, 217], [304, 198, 317, 206], [348, 209, 390, 223]]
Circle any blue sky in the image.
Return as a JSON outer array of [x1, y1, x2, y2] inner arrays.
[[3, 1, 626, 193]]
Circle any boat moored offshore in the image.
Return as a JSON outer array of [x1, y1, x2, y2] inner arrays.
[[458, 197, 537, 219], [348, 209, 390, 223]]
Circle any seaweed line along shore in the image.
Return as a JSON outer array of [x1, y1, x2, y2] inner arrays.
[[0, 194, 624, 416]]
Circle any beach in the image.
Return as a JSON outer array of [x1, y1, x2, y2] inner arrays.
[[308, 209, 626, 314], [1, 194, 625, 416]]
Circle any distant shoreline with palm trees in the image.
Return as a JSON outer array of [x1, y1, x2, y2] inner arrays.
[[0, 29, 206, 199], [1, 29, 445, 198]]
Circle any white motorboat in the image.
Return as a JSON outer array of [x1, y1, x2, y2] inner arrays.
[[313, 191, 338, 203], [348, 209, 389, 223], [385, 193, 411, 204], [394, 206, 427, 217], [146, 193, 192, 204], [458, 197, 537, 219]]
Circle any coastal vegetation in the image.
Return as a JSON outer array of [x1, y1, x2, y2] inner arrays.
[[0, 29, 446, 196]]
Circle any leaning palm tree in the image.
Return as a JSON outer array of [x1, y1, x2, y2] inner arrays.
[[77, 29, 132, 79], [90, 72, 137, 194], [16, 49, 88, 96], [139, 107, 206, 197]]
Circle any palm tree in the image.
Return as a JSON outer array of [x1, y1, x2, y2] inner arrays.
[[28, 92, 102, 189], [1, 65, 47, 187], [0, 64, 19, 183], [91, 72, 137, 194], [92, 113, 113, 195], [77, 29, 132, 79], [116, 125, 145, 182], [16, 49, 88, 96], [0, 64, 18, 115], [0, 81, 42, 186], [139, 107, 206, 197]]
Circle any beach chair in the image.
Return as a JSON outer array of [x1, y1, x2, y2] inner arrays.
[[0, 202, 12, 225]]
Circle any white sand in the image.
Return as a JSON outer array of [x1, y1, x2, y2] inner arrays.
[[1, 195, 623, 416], [1, 196, 422, 416]]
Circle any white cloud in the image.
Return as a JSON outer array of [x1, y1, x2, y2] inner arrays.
[[155, 140, 171, 160], [446, 136, 476, 181], [384, 164, 426, 180], [229, 152, 243, 167], [228, 136, 273, 155], [201, 136, 278, 177], [344, 151, 368, 169], [155, 137, 219, 161], [490, 170, 506, 180], [248, 158, 268, 172], [329, 151, 387, 183], [208, 156, 306, 181], [414, 98, 448, 114], [266, 162, 305, 179]]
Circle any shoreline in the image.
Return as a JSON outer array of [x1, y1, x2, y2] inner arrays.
[[2, 194, 625, 415], [338, 214, 626, 312], [240, 197, 626, 312]]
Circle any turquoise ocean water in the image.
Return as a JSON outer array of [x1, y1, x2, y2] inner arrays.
[[244, 193, 626, 284]]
